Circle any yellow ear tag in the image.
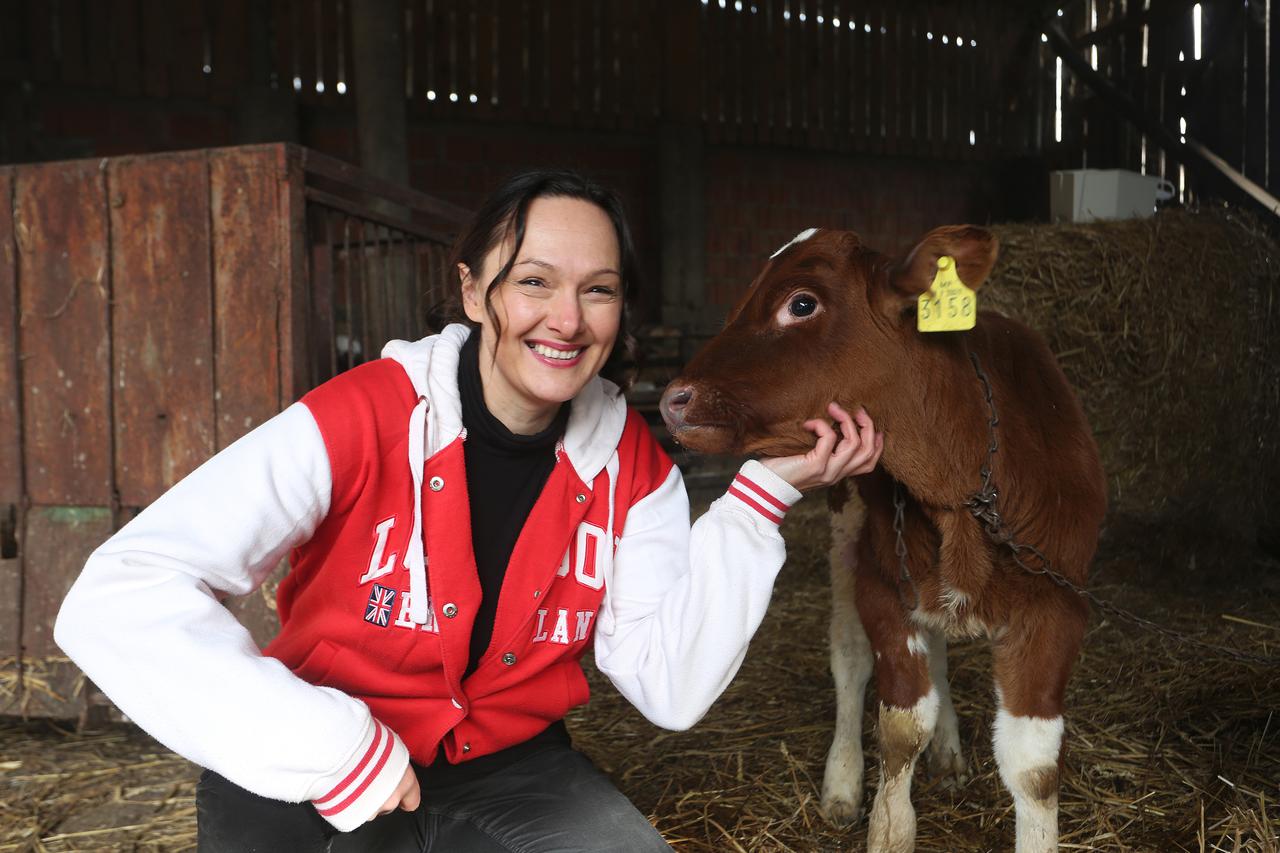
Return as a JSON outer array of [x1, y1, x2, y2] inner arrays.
[[917, 255, 977, 333]]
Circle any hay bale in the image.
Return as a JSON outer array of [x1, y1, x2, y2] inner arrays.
[[981, 209, 1280, 538]]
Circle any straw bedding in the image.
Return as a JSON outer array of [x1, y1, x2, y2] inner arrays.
[[2, 496, 1276, 851], [2, 210, 1277, 851]]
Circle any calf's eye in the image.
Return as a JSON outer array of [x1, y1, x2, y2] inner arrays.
[[789, 295, 818, 317]]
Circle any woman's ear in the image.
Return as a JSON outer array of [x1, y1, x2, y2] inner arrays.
[[459, 262, 484, 323], [890, 225, 999, 300]]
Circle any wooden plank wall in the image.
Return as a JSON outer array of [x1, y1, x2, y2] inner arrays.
[[0, 145, 304, 717], [5, 0, 1275, 182], [1054, 0, 1276, 202], [2, 0, 1046, 161]]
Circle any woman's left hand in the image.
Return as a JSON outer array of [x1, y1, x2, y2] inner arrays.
[[760, 403, 883, 492]]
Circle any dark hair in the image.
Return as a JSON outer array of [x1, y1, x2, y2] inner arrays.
[[442, 169, 640, 390]]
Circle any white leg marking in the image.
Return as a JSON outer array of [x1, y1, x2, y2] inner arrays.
[[868, 688, 939, 853], [924, 628, 967, 783], [822, 494, 872, 826], [993, 709, 1063, 853], [770, 227, 819, 259]]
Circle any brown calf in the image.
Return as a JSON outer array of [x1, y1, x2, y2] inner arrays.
[[661, 227, 1106, 852]]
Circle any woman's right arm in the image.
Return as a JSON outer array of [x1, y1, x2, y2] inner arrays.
[[53, 402, 409, 831]]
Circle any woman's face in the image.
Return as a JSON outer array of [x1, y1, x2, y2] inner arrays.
[[461, 196, 623, 433]]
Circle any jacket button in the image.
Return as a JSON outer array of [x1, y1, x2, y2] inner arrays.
[[532, 589, 540, 599], [451, 697, 462, 710], [461, 742, 471, 753], [502, 652, 517, 666], [442, 602, 458, 618], [575, 493, 586, 503], [429, 476, 445, 492]]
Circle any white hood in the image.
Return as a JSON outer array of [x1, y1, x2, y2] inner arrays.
[[380, 323, 630, 623]]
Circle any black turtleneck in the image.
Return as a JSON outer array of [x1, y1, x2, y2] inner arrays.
[[421, 332, 572, 789], [458, 330, 569, 678]]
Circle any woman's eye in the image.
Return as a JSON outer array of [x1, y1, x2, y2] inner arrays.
[[518, 278, 546, 288], [789, 295, 818, 317]]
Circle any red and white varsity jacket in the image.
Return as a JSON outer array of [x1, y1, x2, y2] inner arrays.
[[55, 325, 802, 831]]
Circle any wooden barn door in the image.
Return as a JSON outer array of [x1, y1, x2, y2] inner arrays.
[[0, 145, 309, 721]]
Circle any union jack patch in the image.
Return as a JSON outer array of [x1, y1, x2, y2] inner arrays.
[[364, 584, 396, 627]]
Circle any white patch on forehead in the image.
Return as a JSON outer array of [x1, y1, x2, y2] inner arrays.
[[770, 227, 819, 259]]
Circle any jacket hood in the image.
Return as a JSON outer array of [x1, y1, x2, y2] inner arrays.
[[381, 323, 628, 483]]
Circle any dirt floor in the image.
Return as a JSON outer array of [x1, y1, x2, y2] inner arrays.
[[2, 498, 1278, 852]]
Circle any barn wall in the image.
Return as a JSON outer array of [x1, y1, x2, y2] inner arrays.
[[701, 147, 1012, 313], [16, 89, 1041, 325]]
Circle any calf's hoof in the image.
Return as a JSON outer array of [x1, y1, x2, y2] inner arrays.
[[819, 793, 863, 827], [925, 737, 968, 787]]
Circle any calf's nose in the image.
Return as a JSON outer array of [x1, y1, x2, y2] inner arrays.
[[660, 384, 695, 429]]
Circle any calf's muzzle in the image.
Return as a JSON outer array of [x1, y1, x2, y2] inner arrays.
[[659, 384, 694, 431]]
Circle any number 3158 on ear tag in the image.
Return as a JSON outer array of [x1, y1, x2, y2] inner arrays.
[[917, 255, 977, 333]]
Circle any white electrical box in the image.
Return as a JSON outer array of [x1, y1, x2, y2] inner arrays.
[[1049, 169, 1175, 223]]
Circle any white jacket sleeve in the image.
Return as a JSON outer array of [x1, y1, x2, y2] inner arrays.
[[53, 403, 409, 831], [593, 459, 802, 730]]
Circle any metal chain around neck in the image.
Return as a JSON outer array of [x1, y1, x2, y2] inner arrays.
[[960, 350, 1279, 668]]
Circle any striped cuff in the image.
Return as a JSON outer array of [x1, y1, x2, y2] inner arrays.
[[312, 718, 409, 832], [725, 460, 803, 526]]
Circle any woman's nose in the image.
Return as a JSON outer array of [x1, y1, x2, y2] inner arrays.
[[546, 291, 584, 337]]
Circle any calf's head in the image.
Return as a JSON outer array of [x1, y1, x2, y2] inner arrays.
[[661, 225, 998, 457]]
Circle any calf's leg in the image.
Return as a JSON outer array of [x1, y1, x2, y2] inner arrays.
[[858, 560, 935, 853], [923, 629, 967, 783], [991, 600, 1086, 853], [821, 491, 872, 825]]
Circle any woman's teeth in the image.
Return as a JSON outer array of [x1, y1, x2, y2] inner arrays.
[[529, 343, 582, 360]]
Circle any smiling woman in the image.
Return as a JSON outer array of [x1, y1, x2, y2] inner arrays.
[[459, 195, 625, 435], [53, 168, 883, 853]]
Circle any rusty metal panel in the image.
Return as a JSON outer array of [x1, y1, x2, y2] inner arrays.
[[18, 505, 113, 718], [109, 152, 216, 508], [210, 147, 283, 449], [276, 145, 312, 402], [0, 503, 18, 714], [0, 167, 18, 505], [16, 159, 113, 507]]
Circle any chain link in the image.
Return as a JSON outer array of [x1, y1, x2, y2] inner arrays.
[[961, 350, 1279, 668], [891, 482, 916, 610]]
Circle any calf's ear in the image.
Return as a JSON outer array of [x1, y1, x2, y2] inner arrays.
[[890, 225, 999, 298]]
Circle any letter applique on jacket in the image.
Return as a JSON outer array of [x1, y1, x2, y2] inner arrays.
[[358, 516, 398, 585], [532, 608, 597, 646]]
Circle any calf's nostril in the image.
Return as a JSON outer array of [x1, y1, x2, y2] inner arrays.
[[659, 385, 695, 426]]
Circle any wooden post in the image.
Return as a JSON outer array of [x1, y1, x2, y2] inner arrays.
[[659, 2, 708, 331], [351, 0, 409, 188], [236, 0, 300, 145]]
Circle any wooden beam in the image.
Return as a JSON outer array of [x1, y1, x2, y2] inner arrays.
[[1043, 18, 1280, 218]]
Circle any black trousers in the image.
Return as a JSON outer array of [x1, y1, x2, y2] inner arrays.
[[195, 742, 671, 853]]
